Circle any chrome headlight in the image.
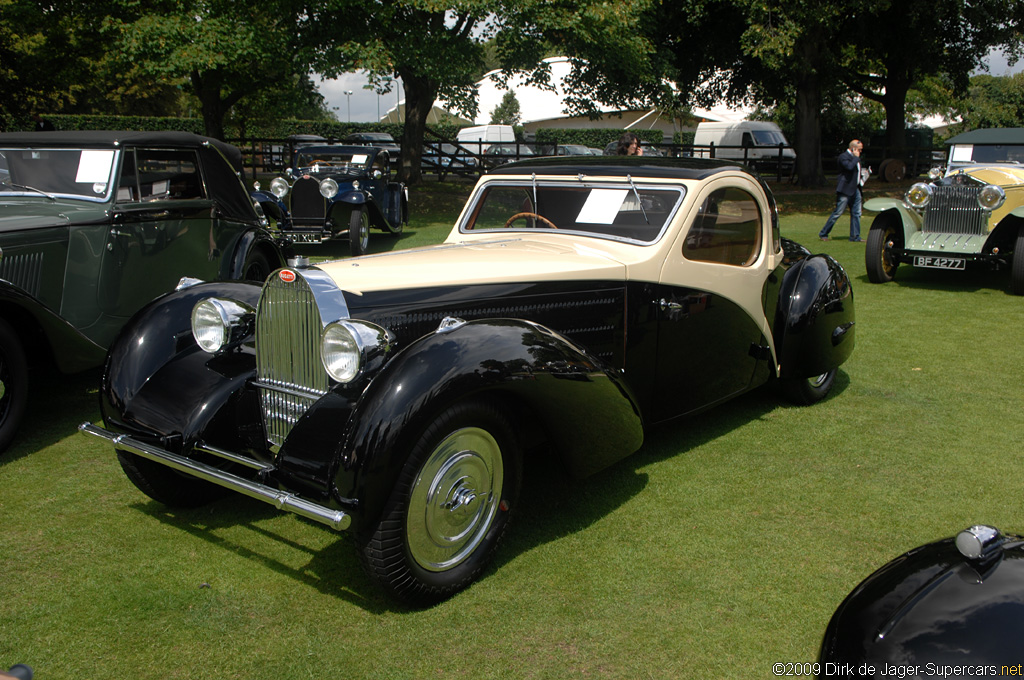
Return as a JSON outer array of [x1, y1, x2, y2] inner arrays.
[[191, 298, 255, 353], [321, 319, 393, 383], [319, 178, 339, 198], [905, 182, 933, 208], [351, 180, 360, 190], [927, 166, 944, 180], [270, 177, 290, 199], [977, 184, 1005, 211]]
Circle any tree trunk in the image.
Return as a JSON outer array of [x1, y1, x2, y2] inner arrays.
[[396, 71, 438, 185], [192, 71, 227, 140], [793, 41, 826, 187], [883, 77, 910, 151]]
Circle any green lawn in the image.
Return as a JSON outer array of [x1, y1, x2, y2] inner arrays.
[[2, 178, 1023, 679]]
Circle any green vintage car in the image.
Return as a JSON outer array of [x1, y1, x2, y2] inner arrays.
[[864, 127, 1024, 295], [0, 131, 288, 452]]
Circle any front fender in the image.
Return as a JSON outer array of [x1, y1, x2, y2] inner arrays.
[[101, 280, 263, 447], [865, 200, 920, 246], [329, 318, 644, 528], [774, 254, 855, 379]]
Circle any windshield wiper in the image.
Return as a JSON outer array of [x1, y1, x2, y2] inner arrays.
[[626, 175, 649, 224], [4, 182, 56, 201]]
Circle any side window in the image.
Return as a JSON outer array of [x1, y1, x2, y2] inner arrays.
[[117, 149, 139, 202], [683, 186, 762, 267], [134, 149, 205, 201]]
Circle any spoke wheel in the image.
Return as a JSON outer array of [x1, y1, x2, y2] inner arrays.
[[866, 223, 900, 283], [241, 248, 272, 283], [358, 399, 521, 606], [349, 206, 370, 257]]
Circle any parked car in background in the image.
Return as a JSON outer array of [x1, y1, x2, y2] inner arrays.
[[864, 127, 1024, 295], [251, 144, 407, 255], [0, 130, 287, 453], [819, 525, 1024, 674], [343, 132, 400, 155], [481, 142, 535, 168], [421, 142, 479, 177], [555, 144, 592, 156], [692, 121, 795, 172], [83, 155, 855, 606]]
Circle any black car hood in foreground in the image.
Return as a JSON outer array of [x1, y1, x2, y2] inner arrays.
[[820, 530, 1024, 673]]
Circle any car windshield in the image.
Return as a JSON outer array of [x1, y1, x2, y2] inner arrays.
[[752, 130, 785, 146], [461, 181, 684, 244], [0, 147, 117, 201], [294, 150, 372, 173], [948, 143, 1024, 165]]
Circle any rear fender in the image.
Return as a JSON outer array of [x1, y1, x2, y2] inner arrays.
[[331, 318, 644, 527], [774, 254, 855, 379]]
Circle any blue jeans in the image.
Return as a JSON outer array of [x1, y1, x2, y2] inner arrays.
[[819, 190, 862, 240]]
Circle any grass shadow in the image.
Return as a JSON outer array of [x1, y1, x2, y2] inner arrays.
[[125, 377, 809, 612], [131, 496, 396, 613], [1, 366, 102, 467], [855, 266, 1012, 295]]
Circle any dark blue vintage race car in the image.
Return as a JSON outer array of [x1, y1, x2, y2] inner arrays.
[[82, 156, 855, 606], [252, 144, 407, 254]]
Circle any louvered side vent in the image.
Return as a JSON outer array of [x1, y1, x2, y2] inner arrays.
[[923, 186, 988, 235], [290, 178, 327, 225], [255, 274, 329, 451], [0, 252, 44, 297]]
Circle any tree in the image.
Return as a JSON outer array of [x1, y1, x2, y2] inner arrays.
[[309, 1, 498, 184], [841, 0, 1024, 151], [0, 0, 118, 126], [309, 0, 660, 184], [950, 73, 1024, 131], [489, 90, 521, 126], [104, 0, 317, 139]]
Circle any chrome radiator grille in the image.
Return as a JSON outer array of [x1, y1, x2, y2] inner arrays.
[[922, 186, 989, 235], [255, 273, 329, 450]]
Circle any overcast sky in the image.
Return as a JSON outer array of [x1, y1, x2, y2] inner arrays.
[[317, 48, 1024, 125]]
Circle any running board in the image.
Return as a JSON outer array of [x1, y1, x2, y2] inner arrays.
[[79, 422, 351, 531]]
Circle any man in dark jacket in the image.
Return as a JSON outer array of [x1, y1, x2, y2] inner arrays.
[[819, 139, 865, 242]]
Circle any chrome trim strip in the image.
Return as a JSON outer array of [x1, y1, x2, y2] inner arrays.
[[79, 422, 351, 531], [193, 441, 274, 472]]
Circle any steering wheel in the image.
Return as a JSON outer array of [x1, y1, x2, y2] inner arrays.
[[504, 212, 558, 229], [311, 159, 332, 166]]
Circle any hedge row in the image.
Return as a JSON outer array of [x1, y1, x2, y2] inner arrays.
[[5, 114, 688, 150], [2, 114, 466, 141]]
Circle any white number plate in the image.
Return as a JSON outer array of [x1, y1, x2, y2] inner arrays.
[[914, 256, 966, 271]]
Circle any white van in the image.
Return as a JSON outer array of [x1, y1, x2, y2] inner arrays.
[[693, 121, 795, 170], [456, 125, 515, 153]]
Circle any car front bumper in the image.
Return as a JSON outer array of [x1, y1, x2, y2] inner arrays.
[[79, 421, 352, 531]]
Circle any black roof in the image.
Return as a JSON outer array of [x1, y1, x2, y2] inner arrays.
[[944, 128, 1024, 145], [488, 154, 755, 181]]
